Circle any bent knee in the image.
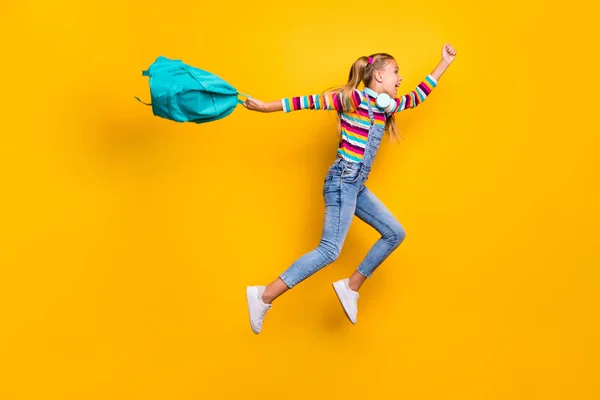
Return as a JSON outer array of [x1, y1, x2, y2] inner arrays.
[[317, 243, 341, 263], [387, 223, 406, 247]]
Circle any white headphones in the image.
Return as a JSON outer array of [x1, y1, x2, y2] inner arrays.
[[363, 87, 396, 113]]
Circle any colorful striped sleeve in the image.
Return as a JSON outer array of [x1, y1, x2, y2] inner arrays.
[[281, 90, 361, 113], [394, 74, 438, 113]]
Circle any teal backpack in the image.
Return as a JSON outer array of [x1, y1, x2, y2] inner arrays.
[[135, 56, 250, 123]]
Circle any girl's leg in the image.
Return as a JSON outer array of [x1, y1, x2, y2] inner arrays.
[[263, 182, 359, 303], [261, 277, 289, 304], [350, 186, 406, 291]]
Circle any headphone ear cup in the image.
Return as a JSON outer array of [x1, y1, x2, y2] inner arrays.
[[376, 93, 395, 113]]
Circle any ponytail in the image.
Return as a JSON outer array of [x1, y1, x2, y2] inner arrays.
[[323, 54, 402, 142]]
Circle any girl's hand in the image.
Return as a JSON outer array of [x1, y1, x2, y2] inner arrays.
[[243, 97, 267, 112], [442, 44, 457, 64]]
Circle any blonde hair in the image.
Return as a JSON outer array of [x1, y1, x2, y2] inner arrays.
[[323, 53, 403, 142]]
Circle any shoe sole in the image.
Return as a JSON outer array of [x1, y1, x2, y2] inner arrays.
[[246, 287, 260, 334], [332, 281, 356, 324]]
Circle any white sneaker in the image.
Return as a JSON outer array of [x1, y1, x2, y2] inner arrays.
[[246, 286, 272, 334], [332, 278, 359, 324]]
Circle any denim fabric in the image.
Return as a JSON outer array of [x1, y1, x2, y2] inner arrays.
[[279, 93, 406, 288]]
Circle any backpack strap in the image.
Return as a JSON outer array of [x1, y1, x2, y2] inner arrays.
[[237, 91, 251, 105], [136, 70, 152, 104], [134, 96, 151, 106]]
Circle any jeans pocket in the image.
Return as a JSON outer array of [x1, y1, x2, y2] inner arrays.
[[322, 173, 338, 194], [341, 167, 361, 184], [359, 170, 369, 183]]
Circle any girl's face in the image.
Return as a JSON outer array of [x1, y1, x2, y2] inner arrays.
[[379, 60, 403, 98]]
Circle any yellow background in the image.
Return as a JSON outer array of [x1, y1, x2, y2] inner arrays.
[[1, 0, 599, 399]]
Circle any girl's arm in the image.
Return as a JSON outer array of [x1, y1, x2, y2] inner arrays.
[[431, 43, 456, 81], [243, 98, 283, 113], [394, 44, 456, 113], [394, 75, 438, 113], [243, 90, 360, 113]]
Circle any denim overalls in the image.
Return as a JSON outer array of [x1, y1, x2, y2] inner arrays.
[[280, 93, 407, 288]]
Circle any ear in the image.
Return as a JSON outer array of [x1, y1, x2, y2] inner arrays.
[[375, 72, 384, 83]]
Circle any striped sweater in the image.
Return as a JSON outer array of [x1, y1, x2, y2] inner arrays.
[[281, 75, 438, 162]]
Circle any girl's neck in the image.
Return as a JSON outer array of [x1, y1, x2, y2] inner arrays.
[[366, 83, 385, 94]]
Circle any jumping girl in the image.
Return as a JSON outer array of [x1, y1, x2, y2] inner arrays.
[[243, 44, 457, 334]]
